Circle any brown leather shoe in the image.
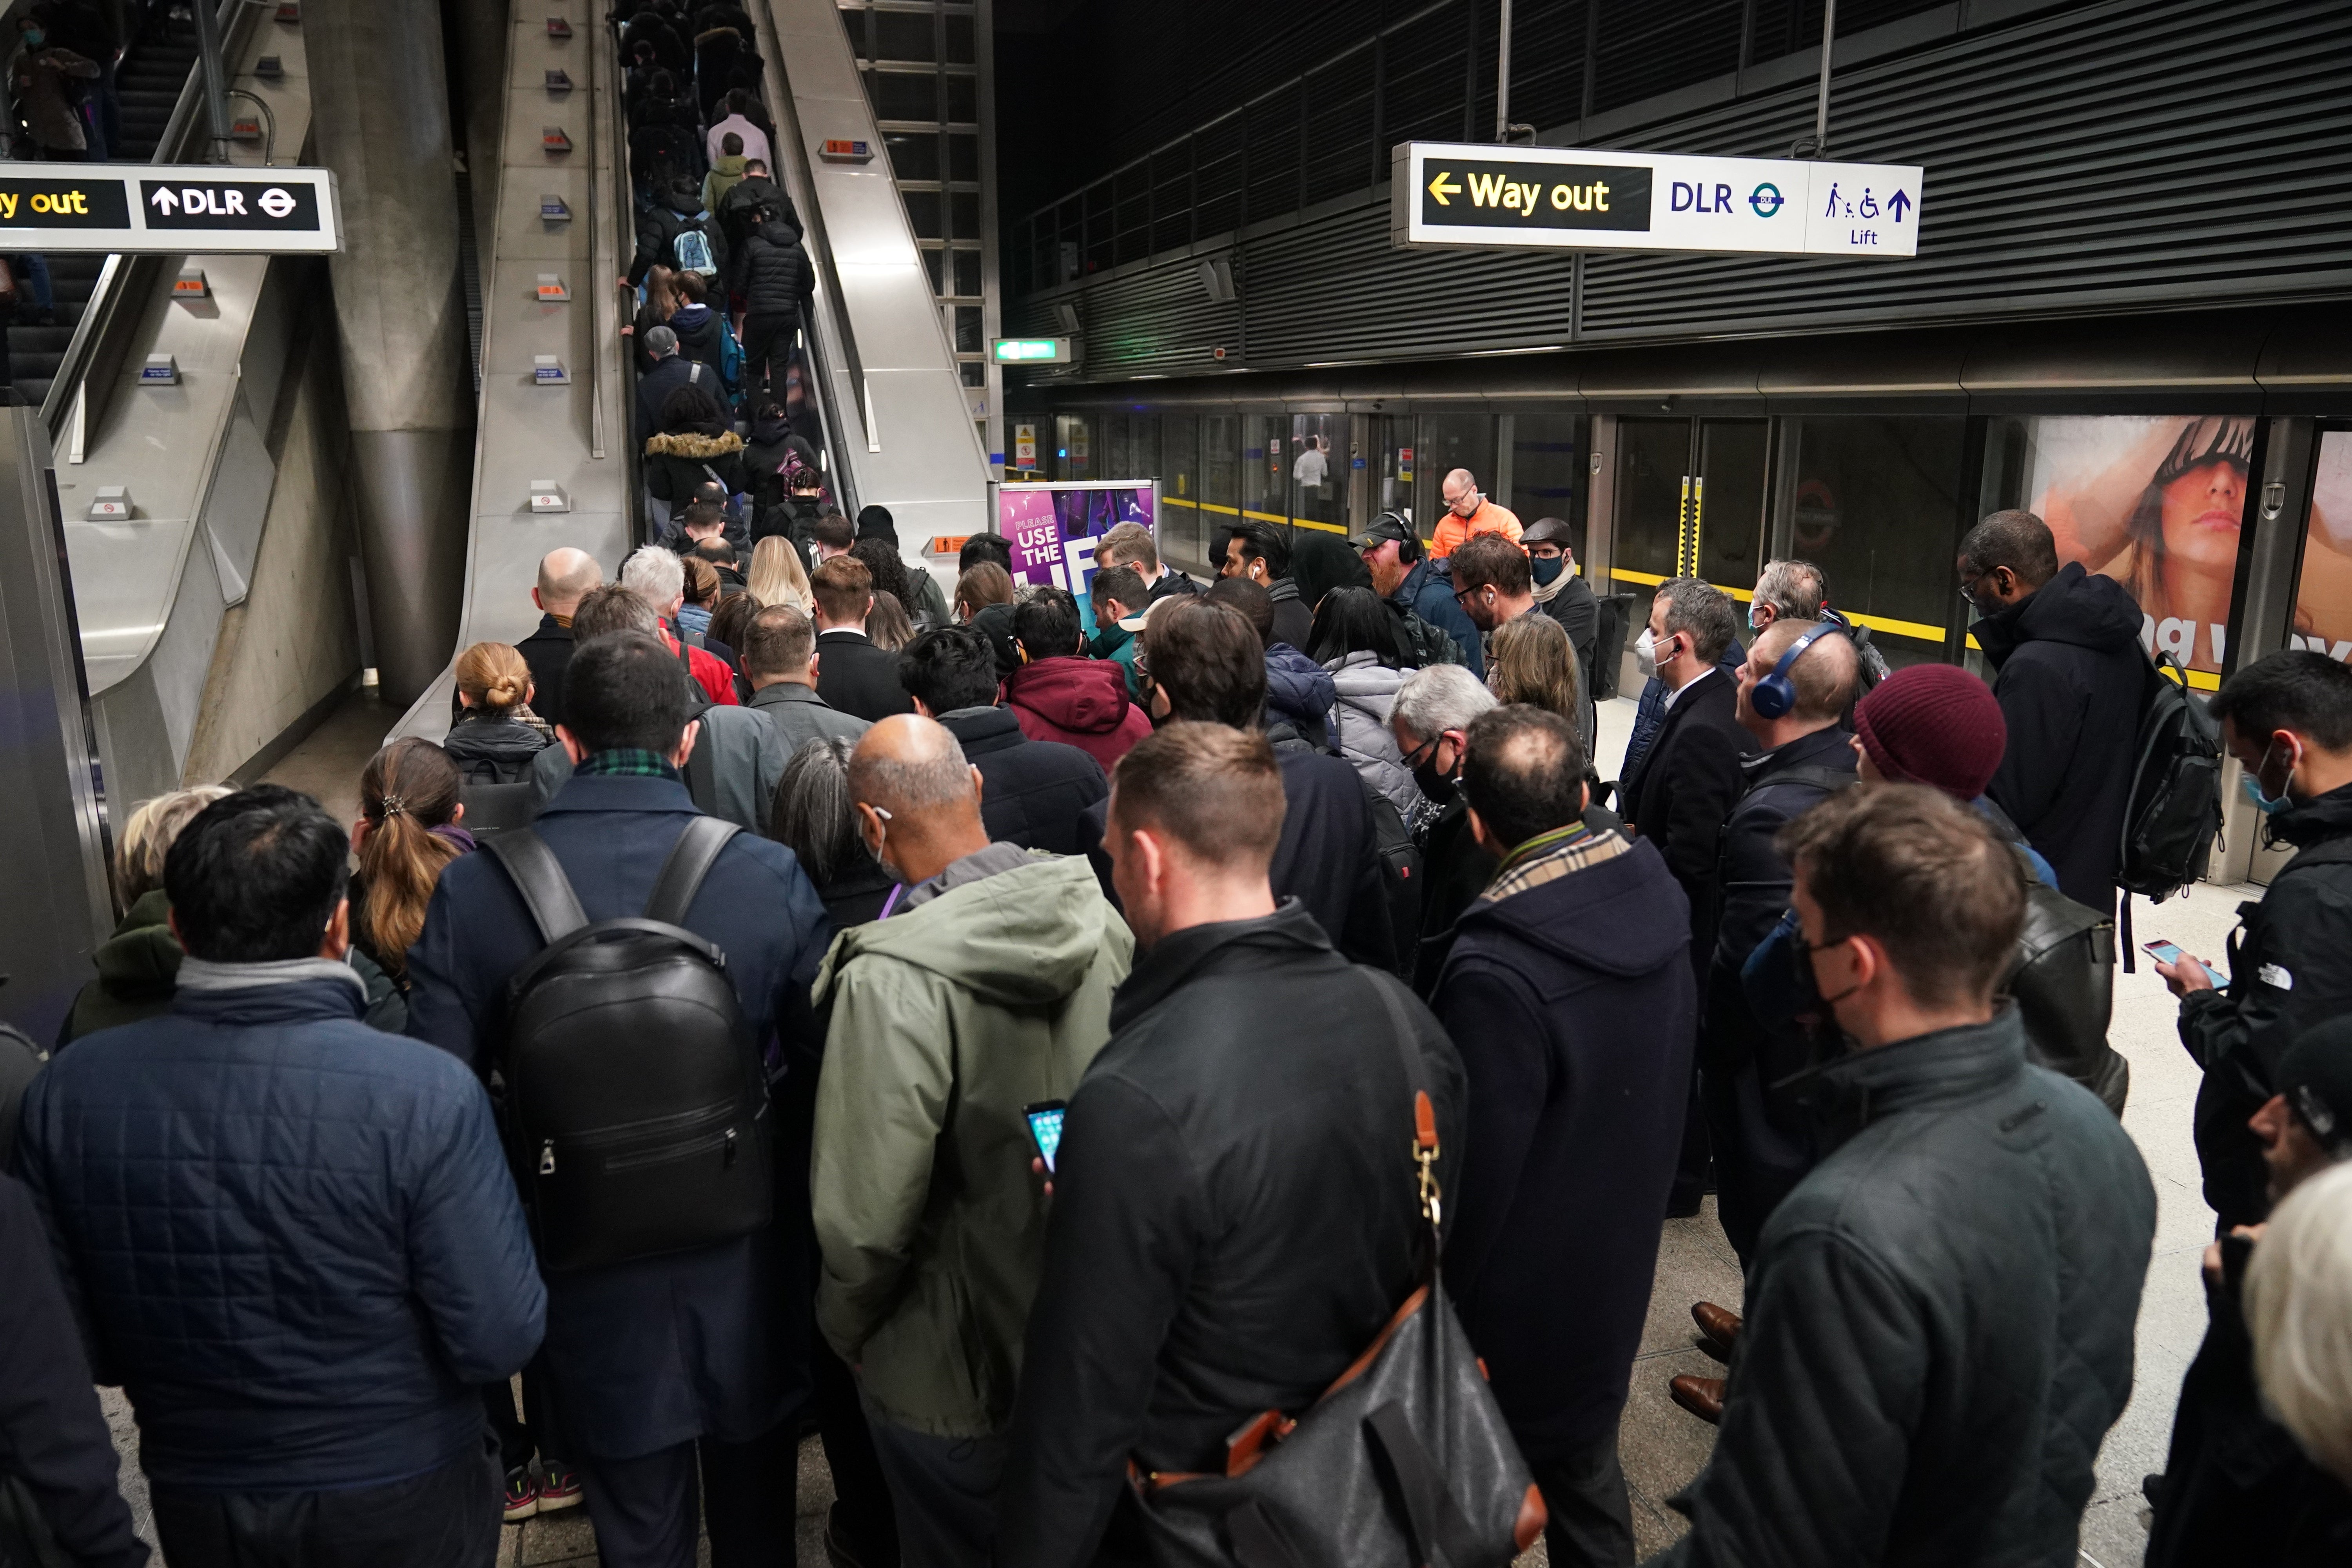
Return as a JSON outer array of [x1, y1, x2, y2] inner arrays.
[[1692, 1301, 1742, 1362], [1670, 1374, 1726, 1425]]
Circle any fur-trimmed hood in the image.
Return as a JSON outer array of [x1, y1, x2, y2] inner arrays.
[[644, 429, 744, 459]]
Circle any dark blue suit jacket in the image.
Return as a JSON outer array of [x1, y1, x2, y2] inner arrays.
[[406, 772, 833, 1461]]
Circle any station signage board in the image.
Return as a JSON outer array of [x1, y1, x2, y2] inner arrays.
[[993, 336, 1072, 364], [0, 163, 341, 253], [1390, 141, 1920, 258]]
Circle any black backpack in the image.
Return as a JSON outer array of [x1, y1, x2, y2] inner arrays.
[[485, 818, 771, 1272], [2118, 650, 2225, 900], [1387, 603, 1465, 671], [1359, 779, 1422, 981]]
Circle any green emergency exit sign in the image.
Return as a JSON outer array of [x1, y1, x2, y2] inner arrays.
[[991, 336, 1072, 363]]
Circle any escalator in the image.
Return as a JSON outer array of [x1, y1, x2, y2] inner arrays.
[[8, 18, 200, 408]]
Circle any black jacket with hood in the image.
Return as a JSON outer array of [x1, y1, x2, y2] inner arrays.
[[998, 904, 1465, 1568], [629, 186, 724, 286], [1974, 561, 2149, 910], [1660, 1008, 2155, 1568], [644, 426, 747, 505], [740, 215, 812, 321], [2179, 781, 2352, 1226]]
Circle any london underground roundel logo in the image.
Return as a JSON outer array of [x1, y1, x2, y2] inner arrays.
[[1748, 182, 1784, 218]]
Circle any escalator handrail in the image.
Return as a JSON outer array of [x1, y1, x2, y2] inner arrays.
[[40, 0, 258, 438], [744, 0, 860, 521]]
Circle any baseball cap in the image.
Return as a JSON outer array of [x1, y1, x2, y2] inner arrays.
[[2279, 1017, 2352, 1155], [643, 324, 679, 356], [1348, 512, 1414, 551]]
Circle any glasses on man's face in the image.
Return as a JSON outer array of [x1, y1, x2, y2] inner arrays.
[[1399, 733, 1439, 770], [1454, 584, 1485, 608], [1958, 570, 1997, 609]]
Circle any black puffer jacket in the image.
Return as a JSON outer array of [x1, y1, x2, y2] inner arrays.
[[644, 427, 747, 505], [739, 217, 811, 321], [2180, 782, 2352, 1226], [628, 187, 723, 286], [1660, 1009, 2155, 1568], [1974, 562, 2149, 909], [998, 904, 1465, 1568]]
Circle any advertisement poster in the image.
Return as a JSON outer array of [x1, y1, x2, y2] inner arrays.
[[2291, 430, 2352, 663], [996, 484, 1156, 604], [2027, 414, 2253, 675]]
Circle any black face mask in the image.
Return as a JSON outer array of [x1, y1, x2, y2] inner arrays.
[[1409, 737, 1455, 804]]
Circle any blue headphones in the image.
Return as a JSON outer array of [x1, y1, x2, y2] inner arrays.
[[1749, 622, 1850, 720]]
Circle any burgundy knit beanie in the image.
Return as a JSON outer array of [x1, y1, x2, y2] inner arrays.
[[1853, 664, 2007, 800]]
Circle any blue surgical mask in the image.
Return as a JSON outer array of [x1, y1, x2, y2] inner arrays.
[[2242, 740, 2296, 816], [1531, 555, 1564, 586], [21, 27, 42, 45], [1748, 604, 1767, 631]]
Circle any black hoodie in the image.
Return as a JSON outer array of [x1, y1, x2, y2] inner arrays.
[[740, 216, 811, 320], [1973, 561, 2149, 909]]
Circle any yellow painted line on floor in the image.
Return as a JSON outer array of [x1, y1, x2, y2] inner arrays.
[[1163, 496, 1197, 507], [1290, 518, 1349, 535], [1197, 501, 1240, 515], [1609, 567, 1949, 643], [1242, 509, 1288, 524]]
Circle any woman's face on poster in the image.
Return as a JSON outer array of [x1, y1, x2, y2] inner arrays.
[[2159, 456, 2247, 570]]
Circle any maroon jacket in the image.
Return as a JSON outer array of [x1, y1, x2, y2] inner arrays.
[[1004, 656, 1151, 773]]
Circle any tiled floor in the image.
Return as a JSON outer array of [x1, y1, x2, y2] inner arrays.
[[103, 694, 2224, 1566]]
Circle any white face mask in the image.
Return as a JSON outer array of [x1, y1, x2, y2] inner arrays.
[[1634, 627, 1658, 679]]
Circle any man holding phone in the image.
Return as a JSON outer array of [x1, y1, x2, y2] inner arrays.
[[809, 715, 1131, 1568], [2157, 650, 2352, 1230], [998, 723, 1466, 1568]]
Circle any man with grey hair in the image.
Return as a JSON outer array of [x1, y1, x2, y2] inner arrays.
[[811, 714, 1130, 1567], [1622, 577, 1755, 1216], [621, 544, 739, 706], [634, 322, 707, 442], [1749, 558, 1887, 711], [1391, 662, 1499, 991]]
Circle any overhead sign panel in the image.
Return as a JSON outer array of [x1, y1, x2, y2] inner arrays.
[[1390, 142, 1920, 258], [0, 163, 340, 252]]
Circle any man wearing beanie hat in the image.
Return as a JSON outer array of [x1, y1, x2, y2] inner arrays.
[[2147, 1015, 2352, 1567], [1853, 663, 2128, 1115], [857, 504, 953, 630], [1851, 662, 2060, 889]]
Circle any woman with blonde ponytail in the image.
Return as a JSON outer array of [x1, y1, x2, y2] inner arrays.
[[445, 641, 556, 784], [348, 740, 470, 1031]]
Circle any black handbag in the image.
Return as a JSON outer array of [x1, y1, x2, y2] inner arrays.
[[1131, 973, 1546, 1568]]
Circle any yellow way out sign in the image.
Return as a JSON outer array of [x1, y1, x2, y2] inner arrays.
[[1391, 141, 1922, 258]]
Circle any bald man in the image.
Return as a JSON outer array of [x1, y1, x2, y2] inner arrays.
[[1704, 617, 1864, 1267], [519, 546, 603, 729], [810, 715, 1130, 1565], [1432, 467, 1521, 560]]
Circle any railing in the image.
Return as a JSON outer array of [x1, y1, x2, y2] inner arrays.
[[43, 0, 259, 459]]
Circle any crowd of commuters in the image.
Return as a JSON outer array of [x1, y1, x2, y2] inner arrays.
[[11, 488, 2352, 1568]]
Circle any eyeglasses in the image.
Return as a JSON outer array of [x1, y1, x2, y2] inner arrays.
[[1453, 584, 1487, 608], [1958, 570, 1999, 609], [1399, 733, 1439, 770]]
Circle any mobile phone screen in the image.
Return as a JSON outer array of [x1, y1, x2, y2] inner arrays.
[[1024, 1102, 1067, 1174], [2143, 940, 2227, 986]]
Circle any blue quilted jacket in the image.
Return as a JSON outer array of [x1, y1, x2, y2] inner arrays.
[[15, 973, 545, 1491]]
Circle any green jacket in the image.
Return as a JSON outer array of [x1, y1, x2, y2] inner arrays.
[[1089, 622, 1143, 700], [62, 889, 179, 1044], [811, 852, 1131, 1437]]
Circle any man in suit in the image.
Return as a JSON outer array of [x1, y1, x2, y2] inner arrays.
[[809, 555, 915, 722], [520, 548, 601, 730], [1620, 577, 1755, 1216]]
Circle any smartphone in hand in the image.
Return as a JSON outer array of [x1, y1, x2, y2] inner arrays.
[[1024, 1100, 1068, 1174], [2144, 940, 2227, 987]]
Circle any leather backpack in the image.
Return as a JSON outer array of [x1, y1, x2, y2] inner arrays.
[[486, 818, 771, 1272], [1131, 973, 1543, 1568]]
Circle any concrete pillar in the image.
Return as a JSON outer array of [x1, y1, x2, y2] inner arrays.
[[307, 0, 476, 704], [442, 0, 508, 249]]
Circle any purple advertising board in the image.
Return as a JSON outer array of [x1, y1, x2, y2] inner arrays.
[[996, 483, 1157, 604]]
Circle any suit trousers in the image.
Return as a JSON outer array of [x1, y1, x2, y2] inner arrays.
[[152, 1448, 501, 1568], [1526, 1418, 1635, 1568], [1703, 1060, 1815, 1267], [575, 1423, 797, 1568]]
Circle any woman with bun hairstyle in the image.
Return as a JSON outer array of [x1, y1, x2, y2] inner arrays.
[[444, 641, 556, 784]]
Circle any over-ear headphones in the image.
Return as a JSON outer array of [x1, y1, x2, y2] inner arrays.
[[1749, 622, 1850, 720]]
